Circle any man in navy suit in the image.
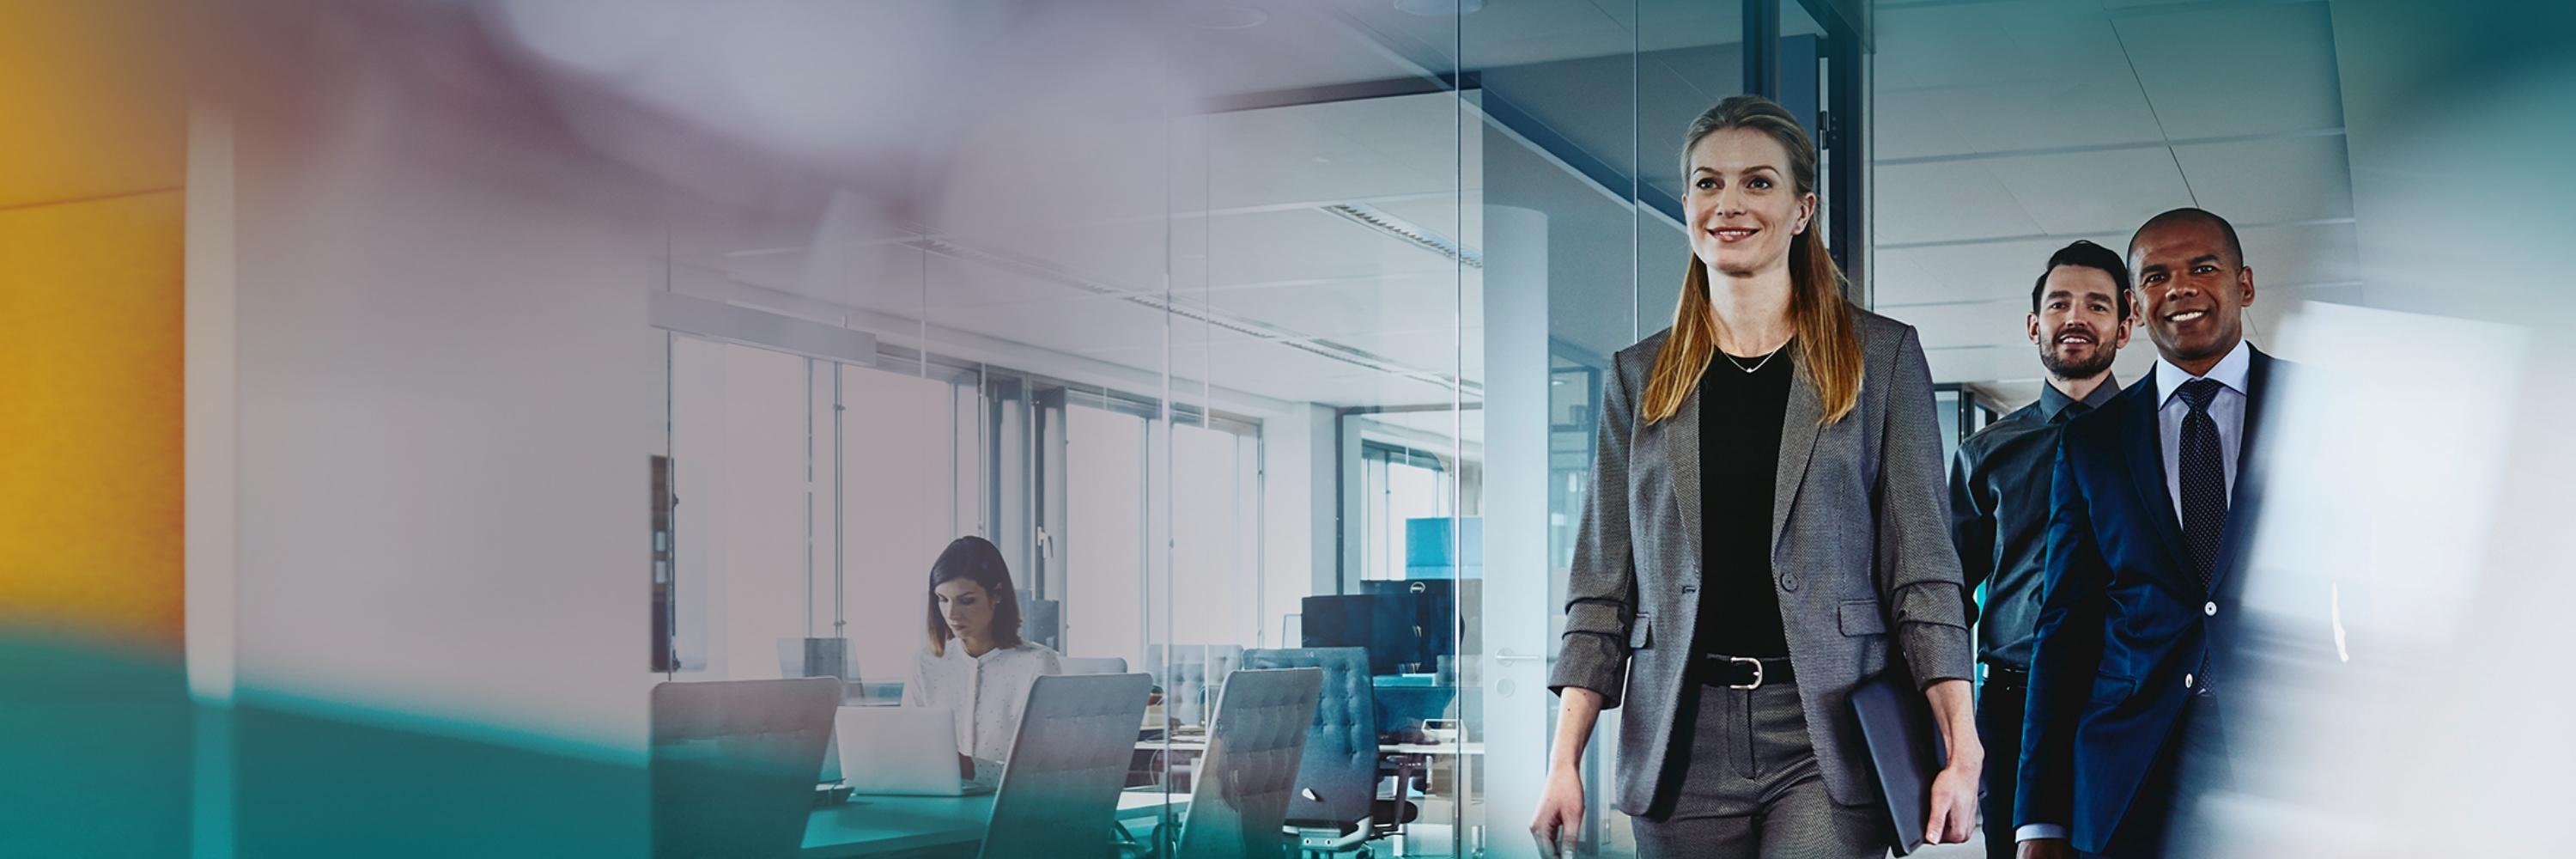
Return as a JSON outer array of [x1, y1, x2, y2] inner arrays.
[[2014, 208, 2273, 858]]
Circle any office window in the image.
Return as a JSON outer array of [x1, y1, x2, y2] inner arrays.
[[662, 332, 1264, 685], [839, 363, 963, 683], [1363, 442, 1454, 582], [1169, 422, 1259, 649], [665, 335, 811, 679], [1062, 400, 1148, 668]]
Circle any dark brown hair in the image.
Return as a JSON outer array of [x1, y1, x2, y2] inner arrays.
[[1641, 94, 1862, 426], [2032, 239, 2134, 320], [924, 535, 1024, 656]]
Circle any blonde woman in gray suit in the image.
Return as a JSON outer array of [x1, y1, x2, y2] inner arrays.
[[1527, 95, 1982, 858]]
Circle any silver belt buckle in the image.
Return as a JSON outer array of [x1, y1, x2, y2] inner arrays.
[[1728, 656, 1765, 690]]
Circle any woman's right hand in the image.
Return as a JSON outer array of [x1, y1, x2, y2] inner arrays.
[[1528, 765, 1586, 857]]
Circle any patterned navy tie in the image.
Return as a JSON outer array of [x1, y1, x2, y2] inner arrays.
[[2178, 378, 2228, 591]]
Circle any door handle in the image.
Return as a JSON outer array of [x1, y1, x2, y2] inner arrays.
[[1493, 649, 1543, 665]]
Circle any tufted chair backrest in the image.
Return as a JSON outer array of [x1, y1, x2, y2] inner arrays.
[[1059, 656, 1129, 675], [1147, 644, 1247, 726], [1242, 648, 1377, 827], [648, 678, 840, 859], [979, 672, 1153, 859], [1174, 667, 1323, 859]]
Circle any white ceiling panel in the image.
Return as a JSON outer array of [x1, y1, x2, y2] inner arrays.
[[2171, 133, 2355, 225], [1206, 208, 1464, 289], [1879, 299, 2036, 350], [1877, 1, 2136, 90], [1869, 88, 1980, 162], [1872, 161, 2045, 245], [1585, 0, 1804, 49], [1163, 1, 1431, 99], [2112, 3, 2343, 138], [1200, 271, 1476, 338], [1985, 146, 2198, 235], [2236, 219, 2361, 290], [1874, 232, 2129, 308], [1326, 326, 1486, 378], [1363, 197, 1485, 253], [1869, 247, 1953, 309], [1878, 76, 2168, 161], [1208, 122, 1449, 212]]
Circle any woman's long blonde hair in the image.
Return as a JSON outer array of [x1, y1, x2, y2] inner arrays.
[[1641, 95, 1862, 426]]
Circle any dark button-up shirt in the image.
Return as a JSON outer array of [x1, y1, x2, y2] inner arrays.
[[1947, 375, 2118, 671]]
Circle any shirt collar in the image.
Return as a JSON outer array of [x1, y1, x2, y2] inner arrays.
[[2154, 337, 2253, 407], [2038, 373, 2121, 420]]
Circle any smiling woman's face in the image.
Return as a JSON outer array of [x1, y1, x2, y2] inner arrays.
[[1686, 126, 1814, 279], [933, 578, 996, 641]]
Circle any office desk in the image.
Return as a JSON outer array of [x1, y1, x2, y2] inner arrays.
[[1134, 739, 1485, 756], [802, 789, 1186, 857]]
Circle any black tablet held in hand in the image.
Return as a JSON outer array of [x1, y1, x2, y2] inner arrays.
[[1850, 668, 1947, 856]]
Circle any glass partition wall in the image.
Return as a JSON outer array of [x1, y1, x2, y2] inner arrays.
[[649, 2, 1868, 855]]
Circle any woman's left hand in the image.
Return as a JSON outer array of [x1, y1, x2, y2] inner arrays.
[[1924, 762, 1978, 844], [1918, 678, 1982, 844]]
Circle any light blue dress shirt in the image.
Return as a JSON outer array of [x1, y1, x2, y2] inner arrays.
[[2154, 338, 2251, 521]]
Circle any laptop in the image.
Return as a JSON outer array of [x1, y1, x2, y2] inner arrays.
[[835, 706, 993, 796]]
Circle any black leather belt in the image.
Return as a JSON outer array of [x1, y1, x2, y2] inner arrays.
[[1983, 662, 2031, 689], [1700, 655, 1795, 690]]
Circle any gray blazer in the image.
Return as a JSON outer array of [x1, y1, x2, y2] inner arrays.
[[1547, 308, 1974, 813]]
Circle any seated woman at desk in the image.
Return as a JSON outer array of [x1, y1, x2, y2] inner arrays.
[[902, 535, 1061, 786]]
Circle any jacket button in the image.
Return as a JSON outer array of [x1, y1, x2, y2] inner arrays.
[[2184, 673, 2196, 688], [1778, 575, 1798, 591], [2204, 601, 2218, 617]]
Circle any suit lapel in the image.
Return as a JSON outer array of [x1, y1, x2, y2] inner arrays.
[[1770, 360, 1824, 557], [2123, 376, 2192, 575], [1670, 376, 1705, 581]]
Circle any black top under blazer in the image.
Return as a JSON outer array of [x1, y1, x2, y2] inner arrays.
[[1547, 307, 1976, 813]]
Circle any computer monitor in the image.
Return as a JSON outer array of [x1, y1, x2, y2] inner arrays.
[[1303, 583, 1468, 676], [1299, 595, 1382, 672], [1360, 579, 1455, 675]]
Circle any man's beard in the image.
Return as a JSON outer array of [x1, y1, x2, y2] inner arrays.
[[2039, 339, 2116, 379]]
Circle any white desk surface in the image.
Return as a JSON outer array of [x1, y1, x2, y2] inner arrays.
[[801, 788, 1184, 857], [1134, 738, 1485, 756]]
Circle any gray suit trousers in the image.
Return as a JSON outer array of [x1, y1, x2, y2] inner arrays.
[[1631, 680, 1886, 859]]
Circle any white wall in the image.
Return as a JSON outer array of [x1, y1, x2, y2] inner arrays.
[[226, 85, 658, 753], [1259, 404, 1337, 648]]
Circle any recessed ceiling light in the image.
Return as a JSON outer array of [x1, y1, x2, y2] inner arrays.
[[1395, 0, 1484, 16]]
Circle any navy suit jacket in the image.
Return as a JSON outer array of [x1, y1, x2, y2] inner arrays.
[[2014, 347, 2278, 853]]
